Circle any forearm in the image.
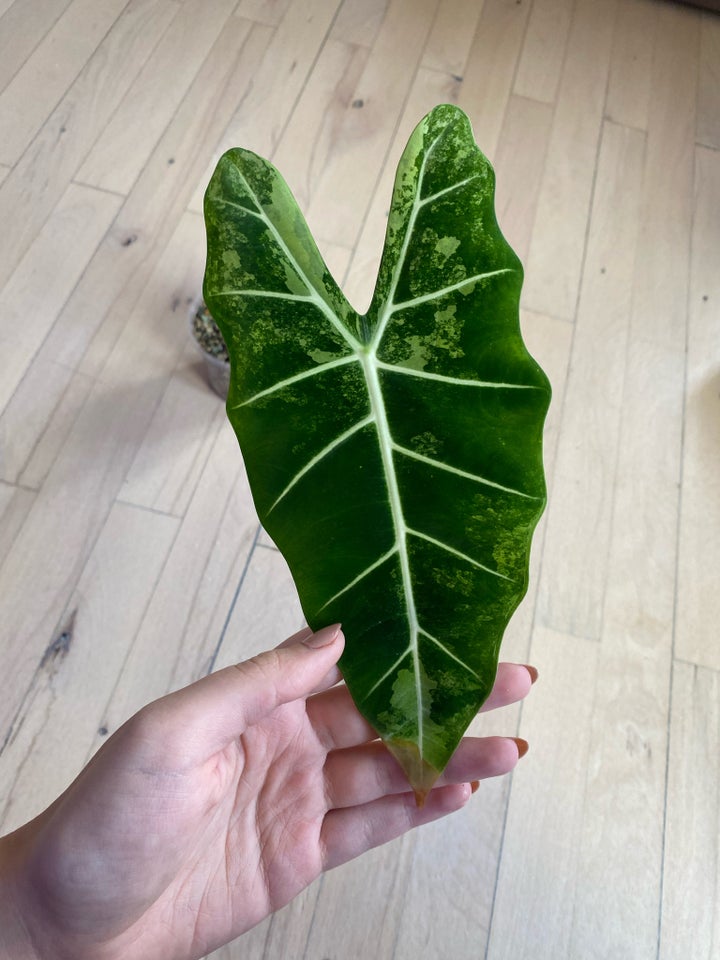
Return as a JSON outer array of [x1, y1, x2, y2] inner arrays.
[[0, 830, 42, 960]]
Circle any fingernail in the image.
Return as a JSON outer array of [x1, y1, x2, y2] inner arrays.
[[512, 737, 529, 758], [470, 780, 480, 794], [523, 664, 539, 684], [303, 623, 341, 648]]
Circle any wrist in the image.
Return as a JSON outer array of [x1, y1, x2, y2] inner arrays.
[[0, 828, 43, 960]]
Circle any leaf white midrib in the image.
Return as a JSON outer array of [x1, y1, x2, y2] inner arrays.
[[359, 348, 424, 754], [370, 130, 439, 351]]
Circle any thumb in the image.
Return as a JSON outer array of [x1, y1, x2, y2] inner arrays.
[[146, 624, 344, 760]]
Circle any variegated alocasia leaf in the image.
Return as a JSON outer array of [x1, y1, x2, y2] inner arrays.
[[203, 104, 550, 803]]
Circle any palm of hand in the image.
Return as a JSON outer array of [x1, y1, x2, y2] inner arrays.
[[13, 627, 532, 960]]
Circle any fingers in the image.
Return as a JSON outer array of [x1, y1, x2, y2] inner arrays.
[[324, 736, 524, 810], [480, 662, 536, 713], [320, 785, 472, 870], [142, 625, 345, 761], [306, 685, 379, 750], [308, 662, 537, 752]]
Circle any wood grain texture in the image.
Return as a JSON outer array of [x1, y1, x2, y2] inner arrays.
[[457, 0, 530, 160], [76, 0, 238, 195], [522, 0, 618, 320], [698, 11, 720, 148], [0, 0, 86, 121], [675, 146, 720, 670], [187, 0, 343, 213], [0, 502, 178, 835], [0, 2, 715, 958], [513, 0, 575, 105], [303, 0, 440, 249], [486, 628, 600, 960], [421, 0, 485, 77], [0, 0, 178, 291], [659, 661, 720, 960], [605, 0, 658, 131], [537, 120, 646, 640], [0, 184, 122, 420]]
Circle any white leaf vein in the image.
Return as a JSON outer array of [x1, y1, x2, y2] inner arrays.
[[407, 527, 514, 582], [267, 414, 374, 513], [418, 628, 479, 679], [393, 444, 540, 500], [232, 355, 359, 408]]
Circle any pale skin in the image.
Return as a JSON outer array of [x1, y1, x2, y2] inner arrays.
[[0, 624, 536, 960]]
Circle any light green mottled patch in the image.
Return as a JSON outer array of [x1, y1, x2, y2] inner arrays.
[[283, 260, 308, 296], [435, 236, 460, 261], [222, 249, 241, 271], [308, 348, 343, 364]]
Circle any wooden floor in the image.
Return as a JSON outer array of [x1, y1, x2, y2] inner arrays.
[[0, 0, 718, 956]]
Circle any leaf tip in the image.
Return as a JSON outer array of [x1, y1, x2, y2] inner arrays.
[[385, 739, 441, 808]]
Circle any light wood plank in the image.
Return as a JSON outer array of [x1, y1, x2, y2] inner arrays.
[[537, 121, 646, 640], [301, 838, 416, 960], [513, 0, 575, 105], [522, 0, 617, 320], [272, 38, 369, 211], [0, 502, 178, 835], [0, 481, 35, 562], [302, 0, 441, 250], [421, 0, 486, 78], [0, 0, 75, 96], [343, 66, 462, 314], [0, 0, 178, 293], [456, 0, 531, 161], [605, 0, 658, 131], [97, 422, 258, 733], [493, 94, 554, 266], [322, 241, 354, 287], [629, 1, 699, 351], [566, 345, 684, 958], [212, 545, 304, 672], [188, 0, 344, 213], [486, 627, 599, 960], [0, 0, 148, 167], [118, 340, 227, 516], [0, 367, 93, 487], [0, 17, 263, 485], [76, 0, 237, 195], [675, 146, 720, 671], [659, 661, 720, 959], [0, 183, 122, 419], [0, 211, 204, 740], [234, 0, 292, 25], [697, 11, 720, 149], [329, 0, 389, 47]]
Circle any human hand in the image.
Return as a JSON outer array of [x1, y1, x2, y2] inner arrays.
[[0, 625, 535, 960]]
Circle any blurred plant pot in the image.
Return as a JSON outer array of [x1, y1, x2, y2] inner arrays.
[[190, 301, 229, 399]]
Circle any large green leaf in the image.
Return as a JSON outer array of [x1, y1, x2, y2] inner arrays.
[[203, 104, 550, 802]]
